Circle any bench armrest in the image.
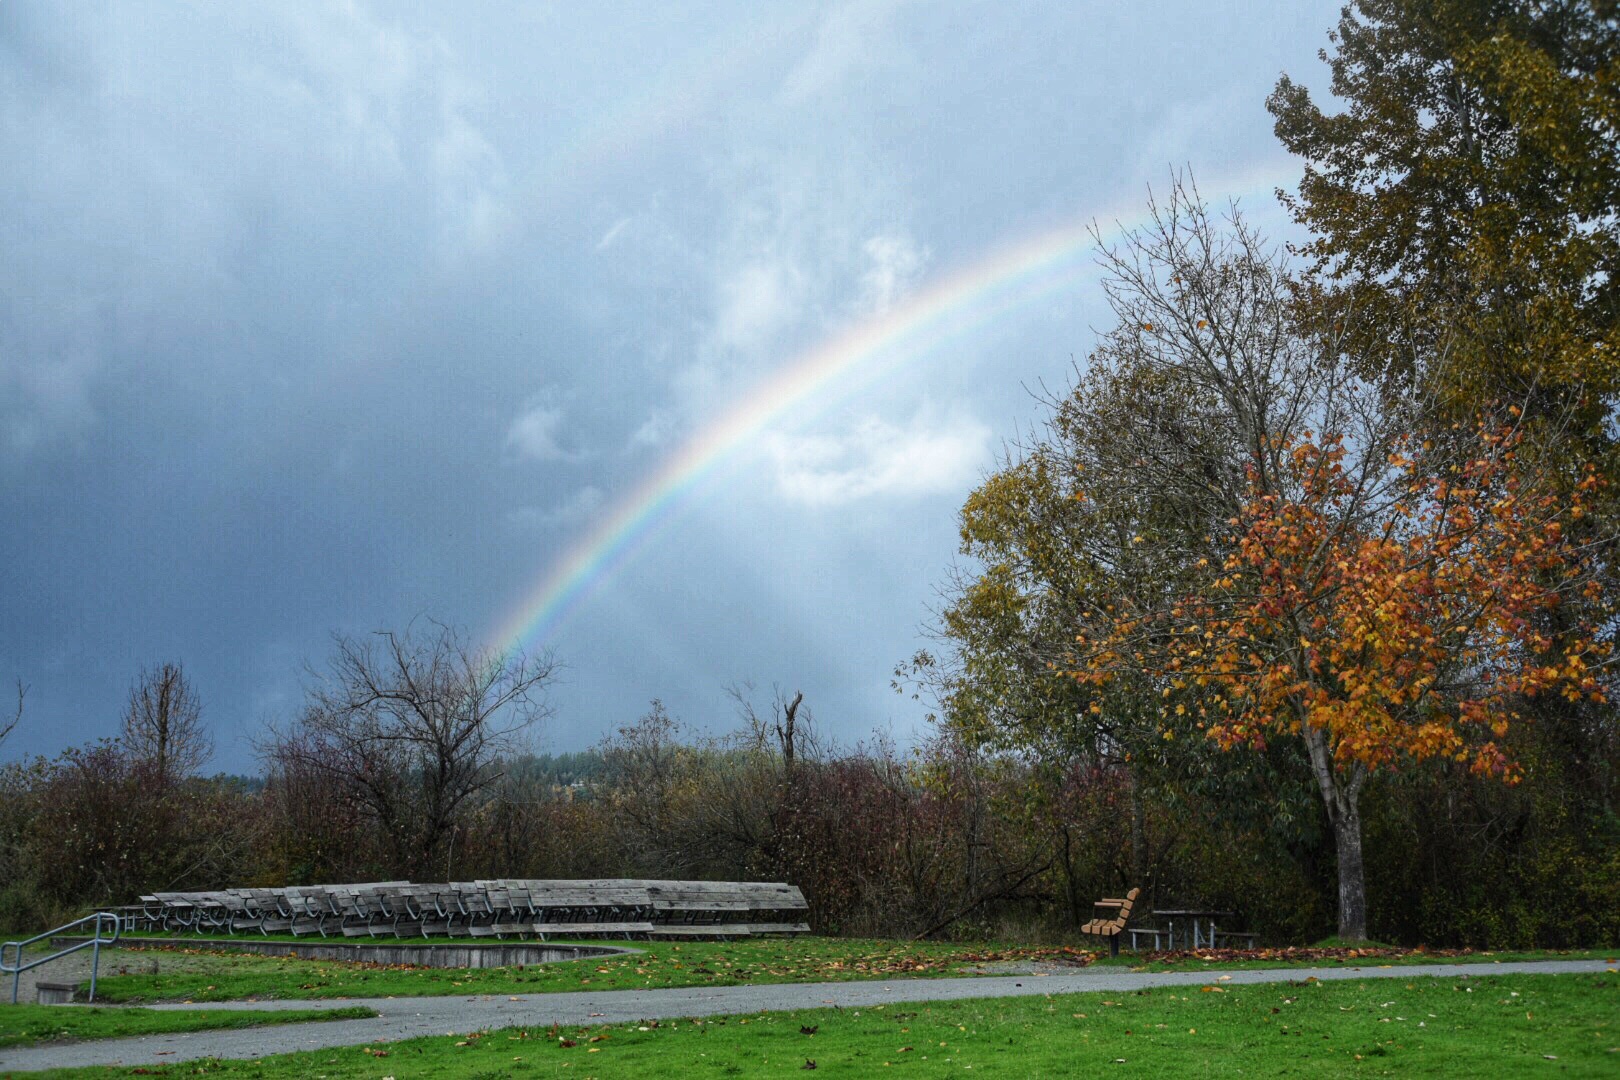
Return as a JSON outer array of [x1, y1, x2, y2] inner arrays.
[[1092, 900, 1125, 909]]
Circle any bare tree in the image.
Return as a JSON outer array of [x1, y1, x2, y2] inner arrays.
[[122, 662, 211, 781], [268, 621, 555, 878], [0, 680, 23, 751]]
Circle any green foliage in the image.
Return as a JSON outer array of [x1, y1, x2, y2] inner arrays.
[[1270, 0, 1620, 407], [1361, 719, 1620, 948], [0, 747, 260, 934]]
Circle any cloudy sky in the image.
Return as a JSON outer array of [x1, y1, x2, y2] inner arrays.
[[2, 1, 1342, 771]]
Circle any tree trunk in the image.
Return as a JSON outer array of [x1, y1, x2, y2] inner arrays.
[[1331, 795, 1367, 942], [1128, 766, 1146, 887], [1303, 725, 1369, 941]]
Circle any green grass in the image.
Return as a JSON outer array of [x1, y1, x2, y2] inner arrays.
[[1119, 946, 1614, 972], [81, 938, 1062, 1003], [0, 1003, 376, 1049], [77, 935, 1617, 1004], [23, 972, 1619, 1077]]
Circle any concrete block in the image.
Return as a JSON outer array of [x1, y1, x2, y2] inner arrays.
[[35, 982, 76, 1005]]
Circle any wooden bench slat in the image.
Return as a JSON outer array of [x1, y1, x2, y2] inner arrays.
[[1079, 888, 1141, 956]]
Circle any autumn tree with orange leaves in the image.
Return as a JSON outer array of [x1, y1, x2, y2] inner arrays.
[[1075, 415, 1606, 939], [941, 179, 1608, 941]]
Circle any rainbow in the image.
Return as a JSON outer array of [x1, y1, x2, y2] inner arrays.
[[488, 168, 1296, 656]]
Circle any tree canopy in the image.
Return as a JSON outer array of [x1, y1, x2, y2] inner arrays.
[[1269, 0, 1620, 412]]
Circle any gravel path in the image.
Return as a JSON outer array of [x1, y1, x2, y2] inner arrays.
[[1, 947, 147, 1009], [1, 959, 1612, 1073]]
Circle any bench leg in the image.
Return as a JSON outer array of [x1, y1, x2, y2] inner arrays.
[[1109, 934, 1119, 959]]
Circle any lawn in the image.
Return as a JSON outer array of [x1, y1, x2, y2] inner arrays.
[[78, 938, 1064, 1003], [21, 972, 1618, 1077], [0, 1003, 376, 1049], [75, 935, 1615, 1004]]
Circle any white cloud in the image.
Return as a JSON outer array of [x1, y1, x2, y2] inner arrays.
[[273, 2, 510, 252], [765, 409, 990, 506], [779, 0, 908, 105], [858, 233, 928, 314], [628, 408, 675, 450], [505, 398, 576, 462], [507, 485, 605, 531], [432, 90, 509, 251], [713, 258, 804, 355]]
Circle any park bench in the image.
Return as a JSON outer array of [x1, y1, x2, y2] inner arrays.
[[235, 890, 272, 934], [1126, 926, 1166, 950], [1079, 887, 1141, 957], [647, 883, 750, 925], [649, 923, 753, 938], [740, 882, 808, 932], [284, 887, 336, 936], [148, 893, 192, 931], [247, 889, 293, 934], [450, 884, 491, 934], [534, 921, 657, 939], [113, 903, 152, 933]]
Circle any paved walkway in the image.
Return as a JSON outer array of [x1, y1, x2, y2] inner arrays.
[[1, 960, 1611, 1072]]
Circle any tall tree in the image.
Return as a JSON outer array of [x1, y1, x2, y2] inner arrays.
[[1268, 0, 1620, 412], [944, 182, 1606, 939], [122, 662, 211, 782], [1269, 0, 1620, 933]]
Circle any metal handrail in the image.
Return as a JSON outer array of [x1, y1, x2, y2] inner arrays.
[[0, 911, 121, 1003]]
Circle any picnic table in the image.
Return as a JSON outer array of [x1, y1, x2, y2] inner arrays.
[[1152, 909, 1234, 950]]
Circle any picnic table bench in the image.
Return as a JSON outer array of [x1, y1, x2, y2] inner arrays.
[[1153, 909, 1236, 951], [131, 880, 811, 941]]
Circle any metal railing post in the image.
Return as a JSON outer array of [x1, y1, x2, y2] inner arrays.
[[1, 911, 123, 1004]]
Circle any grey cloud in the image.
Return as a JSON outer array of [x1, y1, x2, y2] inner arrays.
[[0, 0, 1342, 769]]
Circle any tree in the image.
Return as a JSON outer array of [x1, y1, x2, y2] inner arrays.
[[268, 621, 555, 879], [1268, 0, 1619, 415], [122, 662, 211, 782], [941, 181, 1606, 939], [1094, 188, 1604, 938], [0, 681, 21, 752], [1264, 0, 1620, 939]]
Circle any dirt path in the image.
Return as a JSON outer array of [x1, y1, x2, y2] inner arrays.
[[1, 959, 1613, 1072]]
